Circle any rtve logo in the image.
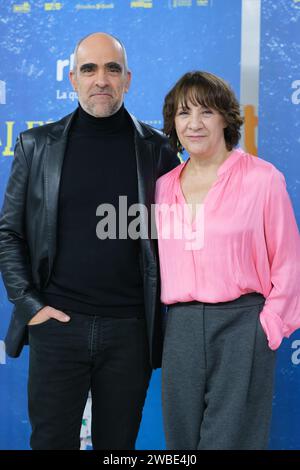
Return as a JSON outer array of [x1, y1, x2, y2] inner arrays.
[[56, 54, 74, 82]]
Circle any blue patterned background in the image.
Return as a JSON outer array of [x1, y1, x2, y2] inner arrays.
[[259, 0, 300, 450]]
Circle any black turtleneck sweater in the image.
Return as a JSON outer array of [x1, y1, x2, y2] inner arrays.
[[43, 104, 144, 317]]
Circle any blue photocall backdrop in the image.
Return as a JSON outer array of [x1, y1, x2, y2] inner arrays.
[[259, 0, 300, 450], [0, 0, 299, 450]]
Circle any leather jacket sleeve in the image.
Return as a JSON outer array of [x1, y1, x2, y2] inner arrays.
[[0, 134, 46, 325]]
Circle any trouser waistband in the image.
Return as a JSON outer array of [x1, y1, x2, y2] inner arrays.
[[168, 292, 265, 310]]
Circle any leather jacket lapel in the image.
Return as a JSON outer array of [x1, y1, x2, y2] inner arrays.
[[44, 112, 76, 282], [129, 113, 155, 206], [130, 115, 158, 288], [131, 115, 155, 246]]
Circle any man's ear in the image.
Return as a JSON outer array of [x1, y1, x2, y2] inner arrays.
[[124, 70, 132, 93], [69, 70, 78, 91]]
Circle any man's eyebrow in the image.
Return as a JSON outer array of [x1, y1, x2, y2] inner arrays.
[[79, 63, 97, 72], [105, 62, 123, 70], [79, 62, 123, 72]]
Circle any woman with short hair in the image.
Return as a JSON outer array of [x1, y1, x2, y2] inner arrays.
[[155, 71, 300, 450]]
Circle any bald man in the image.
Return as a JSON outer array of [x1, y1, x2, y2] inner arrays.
[[0, 33, 179, 450]]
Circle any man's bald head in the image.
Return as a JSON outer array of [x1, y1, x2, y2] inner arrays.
[[72, 32, 128, 74], [69, 32, 131, 117]]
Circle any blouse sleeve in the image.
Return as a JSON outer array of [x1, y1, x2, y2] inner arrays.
[[259, 167, 300, 349]]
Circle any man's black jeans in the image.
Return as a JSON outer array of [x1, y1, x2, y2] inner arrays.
[[28, 312, 152, 450]]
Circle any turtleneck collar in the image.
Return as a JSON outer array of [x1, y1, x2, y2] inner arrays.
[[76, 102, 128, 134]]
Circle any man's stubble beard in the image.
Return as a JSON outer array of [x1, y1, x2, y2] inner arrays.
[[82, 98, 122, 118]]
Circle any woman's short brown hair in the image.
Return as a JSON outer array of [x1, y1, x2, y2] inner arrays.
[[163, 71, 244, 153]]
